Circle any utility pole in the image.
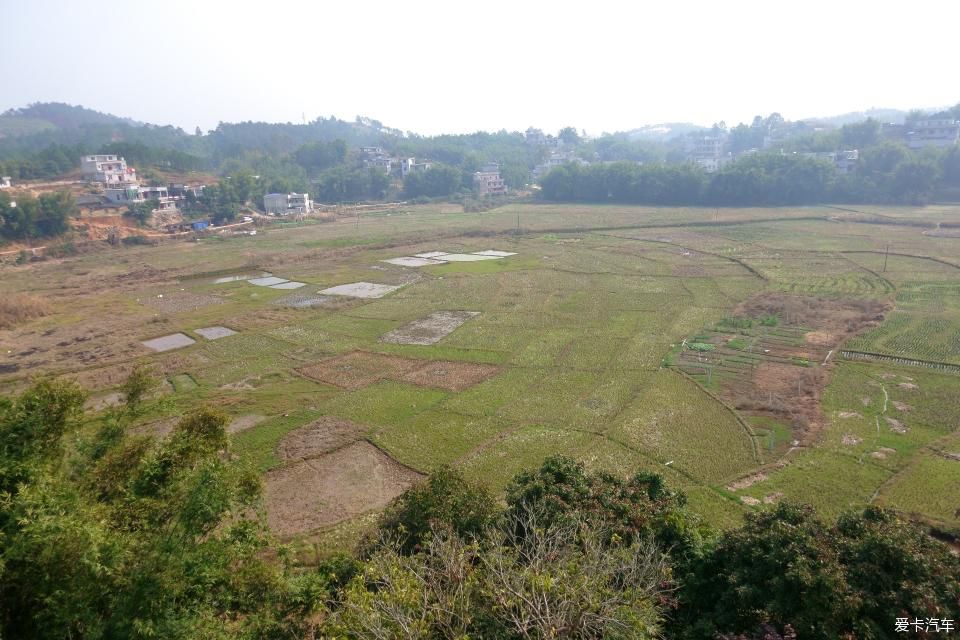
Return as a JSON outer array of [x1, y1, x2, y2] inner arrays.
[[883, 242, 890, 272]]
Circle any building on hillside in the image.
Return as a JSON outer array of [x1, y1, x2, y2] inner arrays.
[[104, 185, 143, 205], [906, 119, 960, 149], [104, 185, 178, 212], [687, 133, 731, 173], [81, 154, 138, 184], [399, 157, 433, 177], [800, 150, 860, 174], [360, 146, 394, 173], [0, 176, 11, 189], [473, 162, 507, 197], [264, 192, 312, 215], [532, 150, 586, 180], [139, 185, 178, 211], [168, 183, 206, 198]]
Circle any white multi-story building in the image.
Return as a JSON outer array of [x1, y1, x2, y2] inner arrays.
[[906, 119, 960, 149], [801, 150, 860, 174], [0, 176, 11, 189], [81, 154, 138, 184], [473, 162, 507, 197], [688, 133, 731, 173], [399, 157, 433, 177], [264, 192, 312, 215]]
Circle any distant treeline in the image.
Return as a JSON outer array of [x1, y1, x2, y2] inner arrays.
[[540, 142, 960, 206]]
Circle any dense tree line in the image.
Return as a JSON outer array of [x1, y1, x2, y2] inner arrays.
[[540, 140, 956, 206], [1, 375, 957, 638], [0, 190, 75, 240]]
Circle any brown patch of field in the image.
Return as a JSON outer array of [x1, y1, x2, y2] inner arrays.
[[276, 416, 366, 461], [130, 416, 179, 438], [265, 440, 423, 537], [228, 414, 267, 434], [0, 293, 52, 329], [687, 292, 892, 447], [297, 351, 500, 392], [398, 360, 500, 391], [733, 293, 889, 337], [297, 351, 422, 390]]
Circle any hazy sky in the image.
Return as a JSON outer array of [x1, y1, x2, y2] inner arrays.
[[2, 0, 958, 135]]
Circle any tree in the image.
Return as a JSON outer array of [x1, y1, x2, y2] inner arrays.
[[402, 164, 462, 199], [558, 126, 581, 146], [125, 198, 158, 226], [0, 376, 321, 639], [376, 465, 498, 554], [840, 118, 880, 148], [505, 455, 703, 556], [890, 157, 941, 203], [672, 503, 960, 640]]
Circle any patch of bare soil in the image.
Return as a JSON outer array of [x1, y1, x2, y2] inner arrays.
[[885, 417, 909, 433], [838, 411, 862, 419], [842, 434, 862, 445], [228, 414, 267, 434], [297, 351, 500, 392], [727, 472, 767, 491], [265, 440, 423, 537], [297, 351, 422, 390], [725, 292, 891, 445], [276, 416, 366, 461], [380, 310, 480, 345], [399, 360, 500, 392], [892, 401, 912, 412], [130, 416, 179, 438], [84, 391, 124, 412], [140, 291, 224, 314], [741, 361, 826, 440], [898, 382, 919, 391], [734, 293, 889, 336]]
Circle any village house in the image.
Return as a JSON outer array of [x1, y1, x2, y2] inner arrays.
[[801, 149, 860, 174], [264, 192, 312, 215], [688, 133, 731, 173], [359, 146, 394, 173], [399, 157, 433, 178], [0, 176, 11, 189], [80, 154, 138, 184], [906, 119, 960, 149], [473, 162, 507, 197], [103, 185, 178, 212], [533, 150, 586, 180]]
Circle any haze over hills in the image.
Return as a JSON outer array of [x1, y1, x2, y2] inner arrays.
[[0, 101, 932, 142]]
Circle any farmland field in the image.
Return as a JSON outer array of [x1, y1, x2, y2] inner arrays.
[[2, 201, 959, 545]]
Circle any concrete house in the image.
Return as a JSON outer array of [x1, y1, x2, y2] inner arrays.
[[906, 119, 960, 149], [399, 157, 433, 177], [473, 162, 507, 197], [0, 176, 11, 189], [264, 192, 312, 215], [81, 154, 137, 184]]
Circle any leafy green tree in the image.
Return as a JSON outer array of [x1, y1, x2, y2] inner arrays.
[[402, 164, 462, 198], [125, 198, 159, 226], [558, 126, 581, 146], [890, 157, 941, 203], [672, 503, 960, 640], [376, 465, 498, 554], [0, 377, 322, 639], [505, 455, 703, 556], [840, 118, 880, 148]]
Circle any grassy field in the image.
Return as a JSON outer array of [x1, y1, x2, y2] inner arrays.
[[2, 201, 959, 542]]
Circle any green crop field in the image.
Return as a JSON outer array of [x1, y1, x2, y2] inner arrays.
[[3, 201, 959, 545]]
